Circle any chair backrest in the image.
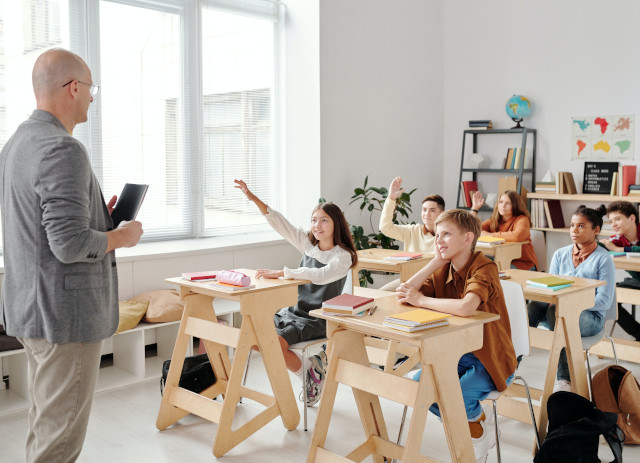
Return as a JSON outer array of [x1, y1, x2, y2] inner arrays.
[[500, 279, 530, 358], [530, 229, 547, 271]]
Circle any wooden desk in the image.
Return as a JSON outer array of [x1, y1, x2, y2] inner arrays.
[[156, 270, 307, 457], [503, 269, 605, 443], [588, 256, 640, 363], [307, 296, 499, 462], [352, 249, 432, 287], [477, 241, 526, 271]]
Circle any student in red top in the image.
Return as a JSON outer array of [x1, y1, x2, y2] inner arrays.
[[470, 190, 538, 270]]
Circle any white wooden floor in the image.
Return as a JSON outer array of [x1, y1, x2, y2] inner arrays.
[[1, 333, 639, 462]]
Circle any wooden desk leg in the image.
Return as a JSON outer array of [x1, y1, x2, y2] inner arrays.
[[536, 317, 567, 444], [420, 327, 482, 463], [561, 309, 589, 398], [308, 328, 389, 463], [157, 293, 221, 430], [251, 312, 300, 431]]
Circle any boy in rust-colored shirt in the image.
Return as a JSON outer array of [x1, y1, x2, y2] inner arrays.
[[396, 209, 517, 463]]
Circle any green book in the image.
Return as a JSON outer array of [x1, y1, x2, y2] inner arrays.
[[526, 276, 574, 287]]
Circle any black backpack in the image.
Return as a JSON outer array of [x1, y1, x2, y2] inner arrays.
[[160, 353, 216, 396], [534, 391, 624, 463]]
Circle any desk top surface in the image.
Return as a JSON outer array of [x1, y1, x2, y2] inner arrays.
[[166, 269, 308, 297], [311, 295, 498, 342], [613, 255, 640, 271], [355, 249, 433, 266], [505, 269, 605, 297]]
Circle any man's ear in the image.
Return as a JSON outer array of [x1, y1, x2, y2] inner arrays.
[[465, 231, 474, 247]]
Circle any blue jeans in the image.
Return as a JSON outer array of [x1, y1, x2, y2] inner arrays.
[[409, 353, 514, 421], [527, 302, 604, 381]]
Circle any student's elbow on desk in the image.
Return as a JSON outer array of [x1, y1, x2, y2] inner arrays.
[[457, 293, 482, 317]]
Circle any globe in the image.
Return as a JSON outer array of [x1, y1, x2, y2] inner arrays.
[[506, 94, 532, 128]]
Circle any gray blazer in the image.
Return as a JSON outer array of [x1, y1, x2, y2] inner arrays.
[[0, 110, 118, 343]]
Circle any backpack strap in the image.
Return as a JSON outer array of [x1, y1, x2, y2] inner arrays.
[[602, 424, 625, 463]]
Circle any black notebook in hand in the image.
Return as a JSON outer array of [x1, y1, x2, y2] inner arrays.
[[111, 183, 149, 228]]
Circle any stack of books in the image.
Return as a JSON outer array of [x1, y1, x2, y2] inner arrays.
[[469, 120, 493, 130], [535, 181, 556, 192], [557, 172, 578, 194], [384, 252, 423, 261], [526, 276, 574, 291], [384, 309, 452, 332], [476, 236, 506, 246], [321, 294, 376, 316], [628, 185, 640, 197]]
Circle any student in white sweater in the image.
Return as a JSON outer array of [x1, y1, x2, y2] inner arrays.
[[378, 176, 445, 290], [234, 179, 358, 406]]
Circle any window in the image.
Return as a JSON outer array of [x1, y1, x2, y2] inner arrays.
[[0, 0, 282, 251]]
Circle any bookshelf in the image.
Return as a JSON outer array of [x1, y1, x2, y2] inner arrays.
[[529, 192, 640, 237], [456, 128, 536, 210]]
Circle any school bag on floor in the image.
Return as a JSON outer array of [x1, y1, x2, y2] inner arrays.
[[534, 391, 624, 463], [593, 364, 640, 445]]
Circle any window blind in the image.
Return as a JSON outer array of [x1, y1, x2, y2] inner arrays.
[[0, 0, 283, 252]]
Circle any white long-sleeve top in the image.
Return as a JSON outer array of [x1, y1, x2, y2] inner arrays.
[[264, 207, 352, 285]]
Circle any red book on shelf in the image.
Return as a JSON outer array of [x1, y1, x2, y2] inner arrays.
[[544, 199, 565, 229], [622, 165, 637, 196], [461, 180, 478, 207]]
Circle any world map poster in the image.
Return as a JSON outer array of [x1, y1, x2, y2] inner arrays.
[[571, 115, 634, 161]]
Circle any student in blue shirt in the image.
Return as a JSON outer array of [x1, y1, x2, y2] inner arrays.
[[527, 205, 615, 392]]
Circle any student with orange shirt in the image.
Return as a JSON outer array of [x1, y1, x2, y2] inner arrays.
[[396, 209, 517, 463], [470, 190, 538, 270]]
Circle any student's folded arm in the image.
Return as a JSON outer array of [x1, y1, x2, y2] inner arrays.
[[491, 216, 530, 242], [422, 292, 481, 317], [378, 197, 407, 242], [264, 207, 311, 253], [283, 252, 352, 284]]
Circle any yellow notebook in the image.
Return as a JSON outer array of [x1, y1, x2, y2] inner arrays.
[[477, 236, 506, 245], [526, 276, 574, 287], [385, 309, 452, 326]]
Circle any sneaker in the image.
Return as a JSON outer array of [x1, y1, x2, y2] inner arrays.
[[304, 351, 327, 407], [553, 379, 572, 393], [471, 413, 497, 463]]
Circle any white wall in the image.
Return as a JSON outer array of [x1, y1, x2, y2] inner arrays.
[[443, 0, 640, 258], [319, 0, 444, 231]]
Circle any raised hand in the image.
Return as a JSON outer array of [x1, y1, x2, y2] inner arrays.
[[471, 191, 485, 211], [388, 177, 405, 201]]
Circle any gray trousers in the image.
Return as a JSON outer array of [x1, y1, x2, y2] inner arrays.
[[19, 337, 103, 463]]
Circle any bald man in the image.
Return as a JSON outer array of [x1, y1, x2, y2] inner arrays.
[[0, 48, 143, 462]]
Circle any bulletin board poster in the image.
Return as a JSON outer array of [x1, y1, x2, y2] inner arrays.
[[571, 115, 634, 161]]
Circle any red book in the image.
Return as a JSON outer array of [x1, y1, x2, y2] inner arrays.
[[322, 294, 376, 315], [544, 200, 565, 229], [182, 271, 217, 281], [461, 180, 478, 208], [622, 165, 637, 196]]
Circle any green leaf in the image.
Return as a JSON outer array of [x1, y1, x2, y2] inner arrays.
[[368, 203, 374, 212], [318, 197, 327, 203], [353, 188, 365, 195]]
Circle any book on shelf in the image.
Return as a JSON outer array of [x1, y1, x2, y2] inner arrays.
[[384, 252, 423, 261], [622, 165, 637, 196], [611, 172, 618, 196], [461, 180, 478, 207], [526, 276, 574, 287], [535, 182, 556, 192], [513, 147, 522, 169], [629, 184, 640, 191], [182, 271, 217, 281], [210, 281, 255, 292], [383, 309, 451, 332], [321, 293, 376, 315], [504, 148, 514, 169], [469, 120, 493, 129], [476, 236, 506, 246], [557, 172, 578, 194], [543, 199, 565, 228]]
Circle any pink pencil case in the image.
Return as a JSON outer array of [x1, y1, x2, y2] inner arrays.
[[216, 270, 251, 287]]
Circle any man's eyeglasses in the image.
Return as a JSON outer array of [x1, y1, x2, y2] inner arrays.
[[62, 80, 100, 96]]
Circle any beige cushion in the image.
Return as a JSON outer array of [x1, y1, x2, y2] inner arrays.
[[131, 289, 185, 323], [116, 301, 149, 334]]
